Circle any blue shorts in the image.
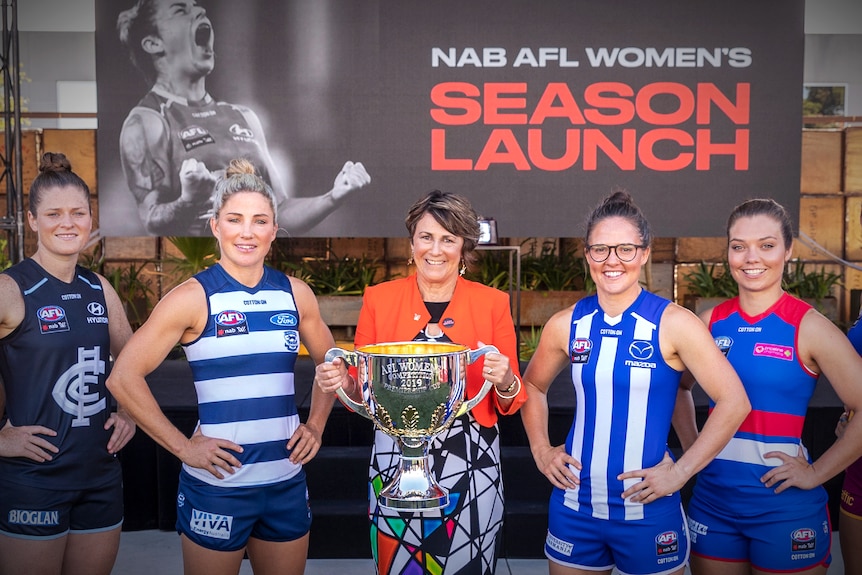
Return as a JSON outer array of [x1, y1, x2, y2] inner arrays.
[[545, 501, 690, 575], [176, 469, 311, 552], [0, 476, 123, 539], [687, 495, 831, 571]]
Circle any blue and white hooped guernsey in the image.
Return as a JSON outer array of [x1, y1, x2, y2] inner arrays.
[[182, 264, 302, 487], [562, 289, 682, 521]]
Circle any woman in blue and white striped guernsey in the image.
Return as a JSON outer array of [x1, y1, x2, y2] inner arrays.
[[107, 158, 341, 575]]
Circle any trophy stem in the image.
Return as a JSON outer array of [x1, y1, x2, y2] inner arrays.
[[379, 440, 449, 510]]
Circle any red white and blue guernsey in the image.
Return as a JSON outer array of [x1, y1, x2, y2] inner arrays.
[[691, 293, 827, 510], [182, 263, 302, 487], [0, 259, 120, 490], [561, 289, 682, 521]]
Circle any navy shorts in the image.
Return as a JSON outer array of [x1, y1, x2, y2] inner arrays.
[[176, 468, 312, 552], [687, 494, 831, 571], [0, 475, 123, 539], [546, 501, 689, 575]]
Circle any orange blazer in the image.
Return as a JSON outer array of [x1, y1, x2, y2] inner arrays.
[[354, 274, 526, 427]]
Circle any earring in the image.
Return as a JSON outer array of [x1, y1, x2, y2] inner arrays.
[[459, 259, 466, 276], [408, 252, 414, 266]]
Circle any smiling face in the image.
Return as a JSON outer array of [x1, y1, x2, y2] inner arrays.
[[411, 212, 464, 289], [210, 190, 277, 271], [28, 185, 92, 258], [727, 214, 791, 296], [586, 216, 649, 301], [147, 0, 214, 79]]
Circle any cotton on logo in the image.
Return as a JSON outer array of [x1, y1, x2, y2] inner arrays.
[[216, 311, 246, 326]]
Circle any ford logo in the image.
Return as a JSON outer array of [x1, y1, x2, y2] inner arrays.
[[270, 313, 297, 327]]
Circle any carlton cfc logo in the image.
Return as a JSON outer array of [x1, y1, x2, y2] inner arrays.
[[39, 306, 66, 321], [216, 311, 246, 326]]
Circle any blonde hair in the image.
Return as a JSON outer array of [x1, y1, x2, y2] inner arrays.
[[211, 159, 277, 222]]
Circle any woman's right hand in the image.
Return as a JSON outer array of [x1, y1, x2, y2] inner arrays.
[[533, 444, 582, 490], [180, 430, 243, 480], [315, 357, 351, 394], [0, 420, 59, 462]]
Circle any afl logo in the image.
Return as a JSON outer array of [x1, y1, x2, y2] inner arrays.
[[629, 340, 654, 360], [656, 531, 678, 546], [180, 126, 208, 139], [270, 313, 297, 327], [216, 311, 246, 326], [38, 306, 66, 321], [571, 339, 592, 354], [87, 302, 105, 316], [714, 335, 732, 355], [792, 528, 816, 543]]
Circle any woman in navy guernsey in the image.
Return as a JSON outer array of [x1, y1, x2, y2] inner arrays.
[[107, 158, 340, 575], [677, 199, 862, 574], [520, 190, 750, 575], [0, 152, 136, 575]]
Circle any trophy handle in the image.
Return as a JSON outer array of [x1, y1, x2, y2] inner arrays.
[[324, 347, 373, 420], [455, 344, 499, 417]]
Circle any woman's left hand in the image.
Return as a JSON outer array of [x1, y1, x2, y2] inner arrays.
[[760, 446, 819, 493], [287, 423, 323, 465], [105, 410, 136, 455], [478, 340, 515, 394], [618, 452, 687, 503]]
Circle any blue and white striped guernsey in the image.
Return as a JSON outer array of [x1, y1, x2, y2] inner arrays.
[[562, 289, 682, 521], [182, 264, 302, 487]]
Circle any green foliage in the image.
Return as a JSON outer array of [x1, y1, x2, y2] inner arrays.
[[520, 240, 587, 291], [283, 253, 381, 295], [166, 236, 219, 281], [0, 237, 12, 272], [104, 261, 155, 329], [683, 261, 738, 298], [519, 325, 542, 362], [465, 250, 512, 290], [782, 259, 842, 300]]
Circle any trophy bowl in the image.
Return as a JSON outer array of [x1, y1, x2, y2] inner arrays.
[[325, 341, 497, 510]]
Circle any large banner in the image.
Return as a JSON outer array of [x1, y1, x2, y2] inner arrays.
[[95, 0, 804, 238]]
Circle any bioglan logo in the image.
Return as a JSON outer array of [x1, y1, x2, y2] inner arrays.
[[8, 509, 59, 526], [190, 508, 233, 540]]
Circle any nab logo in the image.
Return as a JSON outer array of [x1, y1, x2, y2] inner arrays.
[[39, 306, 65, 322], [216, 311, 246, 326], [791, 527, 816, 551], [570, 338, 592, 364], [270, 313, 297, 327]]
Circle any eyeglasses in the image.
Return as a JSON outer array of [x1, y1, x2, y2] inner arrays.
[[586, 243, 646, 262]]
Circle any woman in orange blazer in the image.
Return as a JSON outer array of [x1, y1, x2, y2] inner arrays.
[[316, 190, 525, 575]]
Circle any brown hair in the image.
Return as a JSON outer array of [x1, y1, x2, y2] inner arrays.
[[584, 189, 652, 247], [726, 198, 793, 250], [28, 152, 90, 217], [405, 190, 481, 266]]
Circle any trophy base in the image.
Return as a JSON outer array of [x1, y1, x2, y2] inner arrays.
[[378, 453, 450, 510]]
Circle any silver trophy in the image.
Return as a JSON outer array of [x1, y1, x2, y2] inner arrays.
[[325, 341, 496, 510]]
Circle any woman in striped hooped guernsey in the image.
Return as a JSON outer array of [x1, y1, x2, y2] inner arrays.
[[107, 158, 340, 575]]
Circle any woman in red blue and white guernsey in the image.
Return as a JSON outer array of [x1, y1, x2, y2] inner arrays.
[[520, 190, 750, 575], [107, 159, 340, 575], [679, 198, 862, 574]]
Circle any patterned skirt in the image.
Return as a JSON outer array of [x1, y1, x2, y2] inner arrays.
[[369, 415, 503, 575]]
